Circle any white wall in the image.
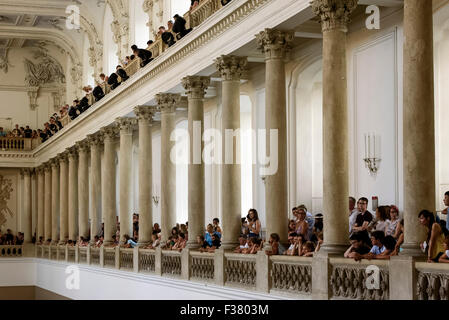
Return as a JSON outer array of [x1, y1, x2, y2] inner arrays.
[[0, 258, 288, 300]]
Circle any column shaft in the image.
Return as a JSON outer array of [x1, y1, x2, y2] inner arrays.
[[77, 142, 90, 239], [117, 119, 135, 243], [88, 134, 102, 243], [102, 127, 117, 245], [59, 154, 69, 243], [156, 94, 179, 244], [134, 107, 155, 245], [51, 161, 60, 243], [182, 76, 210, 248], [44, 165, 52, 241], [22, 169, 32, 243], [37, 168, 44, 241], [216, 56, 247, 249], [68, 149, 79, 241], [402, 0, 435, 255]]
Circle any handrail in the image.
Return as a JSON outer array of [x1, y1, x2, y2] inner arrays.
[[0, 137, 33, 151]]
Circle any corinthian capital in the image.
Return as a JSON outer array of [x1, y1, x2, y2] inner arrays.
[[182, 76, 210, 99], [76, 140, 90, 153], [67, 146, 78, 160], [311, 0, 358, 32], [155, 93, 181, 114], [87, 132, 104, 148], [134, 105, 157, 123], [50, 158, 60, 169], [216, 55, 248, 81], [115, 117, 137, 134], [256, 29, 294, 60], [57, 151, 69, 164], [142, 0, 154, 13], [100, 126, 119, 140]]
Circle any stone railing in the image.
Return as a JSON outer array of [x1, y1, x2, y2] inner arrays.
[[185, 0, 224, 29], [58, 246, 66, 261], [161, 250, 182, 277], [270, 256, 312, 295], [138, 248, 156, 273], [90, 247, 100, 265], [0, 245, 23, 257], [103, 247, 116, 268], [416, 262, 449, 300], [67, 246, 76, 262], [329, 258, 389, 300], [78, 246, 88, 264], [50, 245, 58, 260], [224, 253, 257, 288], [190, 251, 215, 281], [119, 248, 134, 270], [0, 137, 32, 151]]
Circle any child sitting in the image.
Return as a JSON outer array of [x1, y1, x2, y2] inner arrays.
[[234, 236, 249, 253], [299, 241, 315, 257], [266, 233, 285, 256], [438, 236, 449, 263]]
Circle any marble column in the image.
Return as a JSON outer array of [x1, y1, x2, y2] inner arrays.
[[76, 140, 90, 239], [58, 152, 69, 244], [216, 55, 247, 249], [156, 93, 179, 244], [182, 76, 211, 248], [50, 159, 60, 244], [311, 0, 357, 254], [116, 117, 136, 243], [101, 126, 118, 245], [36, 166, 45, 241], [88, 132, 103, 243], [256, 29, 293, 245], [22, 168, 32, 243], [67, 146, 79, 241], [401, 0, 435, 256], [134, 106, 156, 245], [43, 163, 52, 241]]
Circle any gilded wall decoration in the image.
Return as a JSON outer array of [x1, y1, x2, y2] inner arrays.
[[0, 175, 13, 229], [24, 49, 66, 87]]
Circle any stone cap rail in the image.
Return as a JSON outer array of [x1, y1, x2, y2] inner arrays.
[[190, 250, 214, 258], [224, 252, 257, 261], [270, 255, 313, 264]]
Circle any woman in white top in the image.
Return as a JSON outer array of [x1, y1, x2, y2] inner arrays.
[[370, 206, 390, 234], [386, 205, 400, 237]]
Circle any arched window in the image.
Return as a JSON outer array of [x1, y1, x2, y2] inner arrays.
[[103, 4, 118, 75], [130, 0, 150, 48], [82, 34, 94, 87], [170, 0, 191, 18]]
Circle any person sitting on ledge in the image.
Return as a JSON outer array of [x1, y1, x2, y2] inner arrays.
[[159, 26, 176, 47], [131, 44, 153, 68], [123, 234, 138, 248], [234, 236, 249, 253], [67, 239, 74, 246], [108, 72, 121, 90], [299, 241, 315, 257], [285, 232, 299, 256], [206, 233, 221, 253], [172, 14, 192, 40], [93, 83, 105, 102], [197, 235, 209, 252], [172, 232, 187, 251], [353, 231, 386, 261], [265, 233, 284, 256], [190, 0, 199, 10], [419, 209, 446, 263], [438, 236, 449, 263], [78, 236, 88, 247], [37, 129, 47, 143], [344, 232, 371, 260], [68, 100, 80, 120], [243, 237, 262, 254], [213, 218, 222, 235], [116, 65, 129, 82]]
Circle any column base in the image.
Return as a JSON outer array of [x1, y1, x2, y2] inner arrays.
[[318, 243, 348, 255], [220, 241, 238, 251], [400, 243, 426, 258], [186, 241, 200, 249]]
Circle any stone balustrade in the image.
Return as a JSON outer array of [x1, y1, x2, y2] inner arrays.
[[0, 137, 33, 151], [185, 0, 224, 29], [5, 245, 447, 299], [329, 258, 389, 300], [0, 245, 23, 257], [416, 262, 449, 300]]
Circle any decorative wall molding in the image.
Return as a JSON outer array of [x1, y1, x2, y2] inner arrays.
[[24, 49, 65, 87]]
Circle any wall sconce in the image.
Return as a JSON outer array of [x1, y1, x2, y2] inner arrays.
[[152, 184, 160, 207], [364, 133, 381, 175]]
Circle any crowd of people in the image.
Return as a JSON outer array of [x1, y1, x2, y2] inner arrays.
[[0, 230, 24, 245], [14, 191, 449, 266]]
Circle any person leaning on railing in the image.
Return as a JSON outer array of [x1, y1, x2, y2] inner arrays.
[[131, 45, 153, 68], [158, 26, 176, 47], [173, 14, 192, 40]]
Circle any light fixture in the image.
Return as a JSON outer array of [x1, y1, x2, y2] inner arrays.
[[364, 133, 381, 175]]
